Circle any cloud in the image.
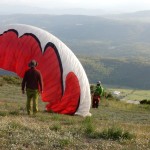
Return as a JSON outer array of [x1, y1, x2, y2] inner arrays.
[[0, 0, 150, 11]]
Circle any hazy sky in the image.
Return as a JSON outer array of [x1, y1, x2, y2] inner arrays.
[[1, 0, 150, 12]]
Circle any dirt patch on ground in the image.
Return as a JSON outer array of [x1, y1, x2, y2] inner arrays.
[[120, 99, 140, 104]]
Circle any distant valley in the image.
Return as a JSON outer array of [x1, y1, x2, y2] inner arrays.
[[0, 12, 150, 89]]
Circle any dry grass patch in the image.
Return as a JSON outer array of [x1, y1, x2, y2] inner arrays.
[[0, 81, 150, 150]]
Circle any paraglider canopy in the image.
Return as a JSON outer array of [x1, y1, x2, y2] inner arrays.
[[0, 24, 91, 117]]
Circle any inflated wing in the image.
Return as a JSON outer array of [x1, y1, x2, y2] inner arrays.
[[0, 24, 91, 116]]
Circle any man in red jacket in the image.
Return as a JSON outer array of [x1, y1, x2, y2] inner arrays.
[[22, 60, 43, 115]]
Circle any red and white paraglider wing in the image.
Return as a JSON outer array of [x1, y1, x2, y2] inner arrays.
[[0, 24, 91, 116], [57, 45, 91, 116]]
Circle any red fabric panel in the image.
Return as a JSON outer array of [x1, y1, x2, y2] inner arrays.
[[46, 72, 80, 115], [0, 30, 62, 103], [0, 30, 80, 115], [0, 31, 19, 71]]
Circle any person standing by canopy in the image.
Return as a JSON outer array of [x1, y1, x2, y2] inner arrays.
[[22, 60, 43, 115], [92, 81, 104, 108]]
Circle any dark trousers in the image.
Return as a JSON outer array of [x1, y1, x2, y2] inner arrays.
[[92, 96, 100, 108]]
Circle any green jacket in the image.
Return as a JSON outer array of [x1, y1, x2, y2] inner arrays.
[[94, 85, 104, 96]]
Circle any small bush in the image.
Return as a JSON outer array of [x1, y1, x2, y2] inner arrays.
[[9, 110, 20, 115], [0, 82, 4, 86], [0, 111, 8, 116], [122, 131, 134, 140], [62, 119, 74, 125], [83, 117, 95, 135], [84, 122, 95, 135], [140, 99, 150, 105], [8, 121, 22, 130], [51, 114, 61, 121], [105, 92, 113, 99], [59, 139, 70, 148], [99, 127, 135, 140], [50, 124, 61, 131], [2, 76, 21, 85]]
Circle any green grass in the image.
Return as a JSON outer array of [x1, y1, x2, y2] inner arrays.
[[0, 80, 150, 149], [109, 87, 150, 101], [0, 101, 150, 150], [98, 126, 135, 140]]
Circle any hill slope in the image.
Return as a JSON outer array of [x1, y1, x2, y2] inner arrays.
[[0, 81, 150, 150]]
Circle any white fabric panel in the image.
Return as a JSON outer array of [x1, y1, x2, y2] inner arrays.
[[0, 24, 91, 117]]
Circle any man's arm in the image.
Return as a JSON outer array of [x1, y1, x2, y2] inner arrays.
[[22, 72, 27, 94], [100, 86, 104, 96], [38, 72, 43, 93]]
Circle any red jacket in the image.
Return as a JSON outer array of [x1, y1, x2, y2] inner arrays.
[[22, 67, 43, 92]]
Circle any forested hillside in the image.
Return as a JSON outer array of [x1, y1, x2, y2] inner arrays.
[[0, 13, 150, 89], [79, 56, 150, 89]]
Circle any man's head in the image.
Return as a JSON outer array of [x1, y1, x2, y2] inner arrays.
[[97, 81, 101, 86], [28, 60, 38, 68]]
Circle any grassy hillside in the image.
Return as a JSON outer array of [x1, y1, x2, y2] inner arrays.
[[109, 88, 150, 101], [0, 77, 150, 149]]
